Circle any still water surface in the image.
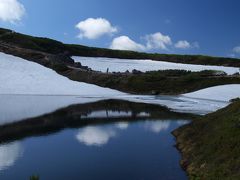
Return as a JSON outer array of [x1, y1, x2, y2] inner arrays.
[[0, 97, 193, 180]]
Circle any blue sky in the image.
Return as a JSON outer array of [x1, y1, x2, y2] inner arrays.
[[0, 0, 240, 57]]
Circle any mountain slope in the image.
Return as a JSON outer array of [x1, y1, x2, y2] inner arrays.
[[1, 27, 240, 67]]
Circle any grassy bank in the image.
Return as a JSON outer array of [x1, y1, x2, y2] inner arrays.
[[1, 27, 240, 67], [63, 69, 240, 95], [173, 99, 240, 179]]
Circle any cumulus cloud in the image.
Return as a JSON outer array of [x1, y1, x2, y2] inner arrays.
[[76, 18, 118, 39], [233, 46, 240, 54], [76, 127, 116, 146], [145, 32, 172, 50], [110, 36, 146, 51], [0, 0, 25, 23], [175, 40, 191, 49], [109, 31, 197, 52], [175, 40, 200, 49]]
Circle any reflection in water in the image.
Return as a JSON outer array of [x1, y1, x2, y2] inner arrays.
[[82, 110, 150, 119], [76, 127, 116, 146], [0, 95, 103, 125], [144, 120, 171, 133], [0, 98, 196, 179], [0, 99, 195, 144], [0, 142, 23, 171], [82, 110, 132, 118], [177, 120, 190, 126], [115, 122, 129, 130], [0, 93, 225, 127], [131, 95, 229, 115]]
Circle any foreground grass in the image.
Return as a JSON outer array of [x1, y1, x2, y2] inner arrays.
[[173, 100, 240, 179]]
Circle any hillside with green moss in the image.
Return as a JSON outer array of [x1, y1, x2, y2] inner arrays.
[[173, 99, 240, 179], [63, 69, 240, 95]]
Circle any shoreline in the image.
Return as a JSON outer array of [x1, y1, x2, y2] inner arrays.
[[172, 99, 240, 179]]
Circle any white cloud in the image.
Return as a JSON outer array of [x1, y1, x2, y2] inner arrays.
[[76, 127, 116, 146], [175, 40, 191, 49], [233, 46, 240, 54], [0, 0, 25, 23], [145, 32, 172, 50], [110, 36, 146, 51], [175, 40, 200, 49], [76, 18, 118, 39], [110, 32, 197, 52]]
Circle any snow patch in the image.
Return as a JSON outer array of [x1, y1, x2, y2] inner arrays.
[[0, 52, 240, 126], [183, 84, 240, 102], [73, 56, 239, 75], [0, 52, 124, 96]]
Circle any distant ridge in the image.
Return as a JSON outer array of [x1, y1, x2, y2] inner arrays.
[[0, 27, 240, 67]]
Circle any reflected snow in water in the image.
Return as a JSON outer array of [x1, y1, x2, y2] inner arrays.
[[0, 97, 193, 179], [0, 94, 228, 126]]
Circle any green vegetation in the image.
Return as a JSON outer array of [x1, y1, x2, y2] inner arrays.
[[173, 100, 240, 179], [63, 69, 240, 94], [0, 28, 65, 54], [1, 27, 240, 67]]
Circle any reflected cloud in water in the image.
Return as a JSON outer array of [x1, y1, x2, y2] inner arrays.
[[0, 142, 23, 171], [115, 122, 129, 130], [76, 127, 116, 146], [177, 120, 190, 126], [144, 120, 171, 133]]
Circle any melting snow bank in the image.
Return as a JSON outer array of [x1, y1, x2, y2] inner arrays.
[[0, 94, 228, 125], [73, 56, 239, 75], [0, 95, 105, 125], [183, 84, 240, 101], [1, 52, 240, 125], [126, 84, 240, 115], [122, 95, 229, 115], [0, 52, 124, 96]]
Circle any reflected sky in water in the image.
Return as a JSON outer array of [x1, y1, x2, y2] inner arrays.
[[0, 94, 228, 126], [0, 96, 193, 179], [0, 120, 187, 180]]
